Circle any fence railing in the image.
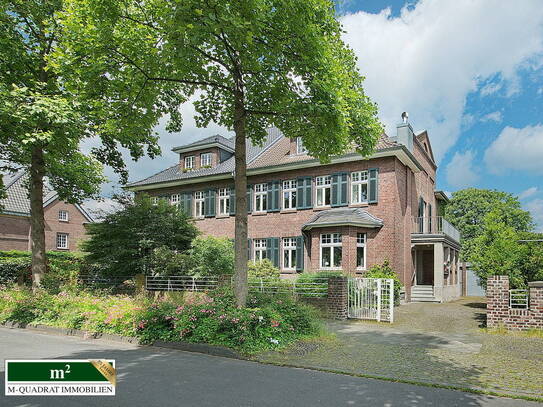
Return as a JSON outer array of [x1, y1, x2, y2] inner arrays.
[[145, 275, 219, 292], [509, 289, 529, 309], [248, 278, 329, 297], [412, 216, 461, 242]]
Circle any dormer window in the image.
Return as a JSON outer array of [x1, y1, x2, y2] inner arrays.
[[296, 137, 308, 155], [200, 152, 212, 167], [184, 155, 195, 170]]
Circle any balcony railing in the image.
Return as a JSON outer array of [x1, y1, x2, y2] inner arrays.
[[412, 216, 461, 242]]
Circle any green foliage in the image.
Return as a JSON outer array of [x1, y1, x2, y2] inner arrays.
[[82, 195, 199, 276], [364, 260, 402, 304], [189, 236, 235, 276], [248, 259, 280, 279], [148, 246, 191, 276], [0, 286, 322, 354], [470, 210, 543, 289], [444, 188, 533, 260]]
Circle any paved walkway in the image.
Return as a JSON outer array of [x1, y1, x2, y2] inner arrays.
[[257, 297, 543, 399], [1, 327, 538, 406]]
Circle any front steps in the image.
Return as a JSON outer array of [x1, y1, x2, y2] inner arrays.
[[411, 285, 439, 302]]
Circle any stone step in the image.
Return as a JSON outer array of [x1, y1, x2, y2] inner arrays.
[[411, 297, 440, 303]]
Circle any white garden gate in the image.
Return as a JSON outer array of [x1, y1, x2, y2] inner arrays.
[[348, 278, 394, 322]]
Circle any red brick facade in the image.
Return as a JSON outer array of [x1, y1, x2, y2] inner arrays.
[[0, 200, 90, 252], [487, 275, 543, 330]]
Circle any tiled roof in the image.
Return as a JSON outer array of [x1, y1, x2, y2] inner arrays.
[[172, 134, 234, 152], [0, 171, 93, 222], [302, 208, 384, 230], [127, 127, 283, 187]]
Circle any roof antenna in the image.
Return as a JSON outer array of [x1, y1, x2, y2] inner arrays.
[[401, 112, 409, 124]]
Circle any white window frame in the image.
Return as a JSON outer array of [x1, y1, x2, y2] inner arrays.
[[351, 170, 369, 204], [320, 233, 342, 269], [357, 233, 367, 270], [218, 188, 230, 216], [151, 196, 159, 205], [282, 180, 297, 210], [296, 137, 308, 155], [200, 152, 212, 167], [254, 239, 267, 262], [58, 210, 69, 222], [282, 237, 297, 270], [254, 183, 268, 213], [316, 175, 331, 207], [194, 191, 205, 218], [184, 155, 195, 170], [170, 194, 180, 206], [56, 233, 68, 250]]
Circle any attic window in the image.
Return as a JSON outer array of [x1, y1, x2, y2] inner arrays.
[[200, 152, 212, 167], [184, 155, 195, 170], [58, 210, 69, 222], [423, 143, 428, 153]]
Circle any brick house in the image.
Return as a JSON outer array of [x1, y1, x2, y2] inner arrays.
[[0, 171, 93, 252], [128, 117, 462, 302]]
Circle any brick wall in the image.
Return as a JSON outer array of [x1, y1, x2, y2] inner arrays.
[[326, 276, 348, 320], [487, 275, 543, 330], [0, 215, 31, 251], [43, 200, 89, 251]]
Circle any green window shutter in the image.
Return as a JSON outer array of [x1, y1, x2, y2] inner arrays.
[[331, 172, 348, 207], [204, 189, 216, 217], [180, 192, 192, 216], [368, 168, 379, 203], [296, 177, 313, 209], [267, 181, 280, 212], [296, 235, 304, 272], [247, 185, 253, 214], [428, 203, 433, 232], [266, 237, 280, 267], [248, 238, 253, 261], [229, 186, 236, 215]]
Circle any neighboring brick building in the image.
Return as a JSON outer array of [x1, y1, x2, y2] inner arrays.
[[128, 116, 462, 302], [0, 171, 93, 252]]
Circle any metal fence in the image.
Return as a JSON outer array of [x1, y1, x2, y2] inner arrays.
[[348, 278, 394, 322], [145, 275, 219, 292], [247, 278, 329, 298], [509, 289, 529, 309], [78, 275, 136, 294]]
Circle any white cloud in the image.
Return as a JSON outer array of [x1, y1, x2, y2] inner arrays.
[[340, 0, 543, 161], [481, 111, 503, 123], [484, 124, 543, 174], [445, 150, 480, 189], [480, 81, 503, 97], [518, 186, 539, 200], [525, 198, 543, 232]]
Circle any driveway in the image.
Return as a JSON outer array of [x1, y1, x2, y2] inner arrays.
[[257, 297, 543, 399], [0, 327, 537, 406]]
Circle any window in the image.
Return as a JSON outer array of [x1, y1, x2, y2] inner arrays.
[[56, 233, 68, 250], [320, 233, 342, 269], [170, 194, 179, 206], [254, 183, 268, 212], [151, 196, 158, 205], [357, 233, 366, 270], [254, 239, 267, 262], [351, 171, 368, 204], [194, 191, 205, 218], [296, 137, 308, 154], [282, 180, 297, 210], [316, 176, 331, 207], [200, 152, 212, 167], [58, 210, 69, 222], [283, 238, 297, 270], [184, 155, 195, 170], [218, 188, 230, 215]]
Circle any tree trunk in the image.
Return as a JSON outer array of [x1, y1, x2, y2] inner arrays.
[[30, 146, 47, 289], [233, 90, 248, 307]]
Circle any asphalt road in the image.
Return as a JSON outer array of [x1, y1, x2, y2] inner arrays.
[[0, 327, 539, 407]]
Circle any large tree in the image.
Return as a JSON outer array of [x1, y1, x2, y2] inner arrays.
[[57, 0, 382, 306], [444, 188, 533, 261], [0, 0, 161, 287]]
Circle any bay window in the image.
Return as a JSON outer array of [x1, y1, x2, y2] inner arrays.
[[320, 233, 342, 269], [170, 194, 179, 206]]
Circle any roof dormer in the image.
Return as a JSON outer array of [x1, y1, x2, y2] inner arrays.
[[172, 135, 234, 171]]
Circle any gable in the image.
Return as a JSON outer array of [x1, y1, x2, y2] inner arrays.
[[415, 131, 436, 164]]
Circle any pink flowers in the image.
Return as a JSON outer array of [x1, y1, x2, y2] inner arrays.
[[271, 320, 280, 328], [137, 321, 146, 330], [231, 318, 240, 324]]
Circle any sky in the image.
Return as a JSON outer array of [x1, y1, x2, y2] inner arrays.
[[87, 0, 543, 231]]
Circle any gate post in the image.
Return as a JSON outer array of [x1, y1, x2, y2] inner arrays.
[[327, 277, 348, 320]]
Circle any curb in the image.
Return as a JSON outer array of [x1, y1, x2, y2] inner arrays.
[[0, 322, 242, 359]]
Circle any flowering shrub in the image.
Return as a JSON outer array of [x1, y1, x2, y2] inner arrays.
[[0, 285, 321, 354]]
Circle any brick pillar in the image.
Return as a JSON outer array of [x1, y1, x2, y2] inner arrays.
[[486, 275, 509, 328], [528, 281, 543, 326], [327, 277, 348, 320]]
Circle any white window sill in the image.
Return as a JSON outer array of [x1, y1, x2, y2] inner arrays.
[[59, 219, 69, 223], [349, 202, 369, 207], [314, 206, 331, 211], [252, 211, 267, 216], [216, 214, 230, 218], [280, 209, 297, 213], [56, 247, 69, 251]]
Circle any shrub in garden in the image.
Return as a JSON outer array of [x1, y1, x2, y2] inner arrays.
[[188, 236, 234, 276], [248, 259, 280, 279], [363, 260, 402, 304], [148, 246, 192, 276]]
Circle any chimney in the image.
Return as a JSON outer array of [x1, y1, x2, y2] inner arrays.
[[392, 112, 414, 152]]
